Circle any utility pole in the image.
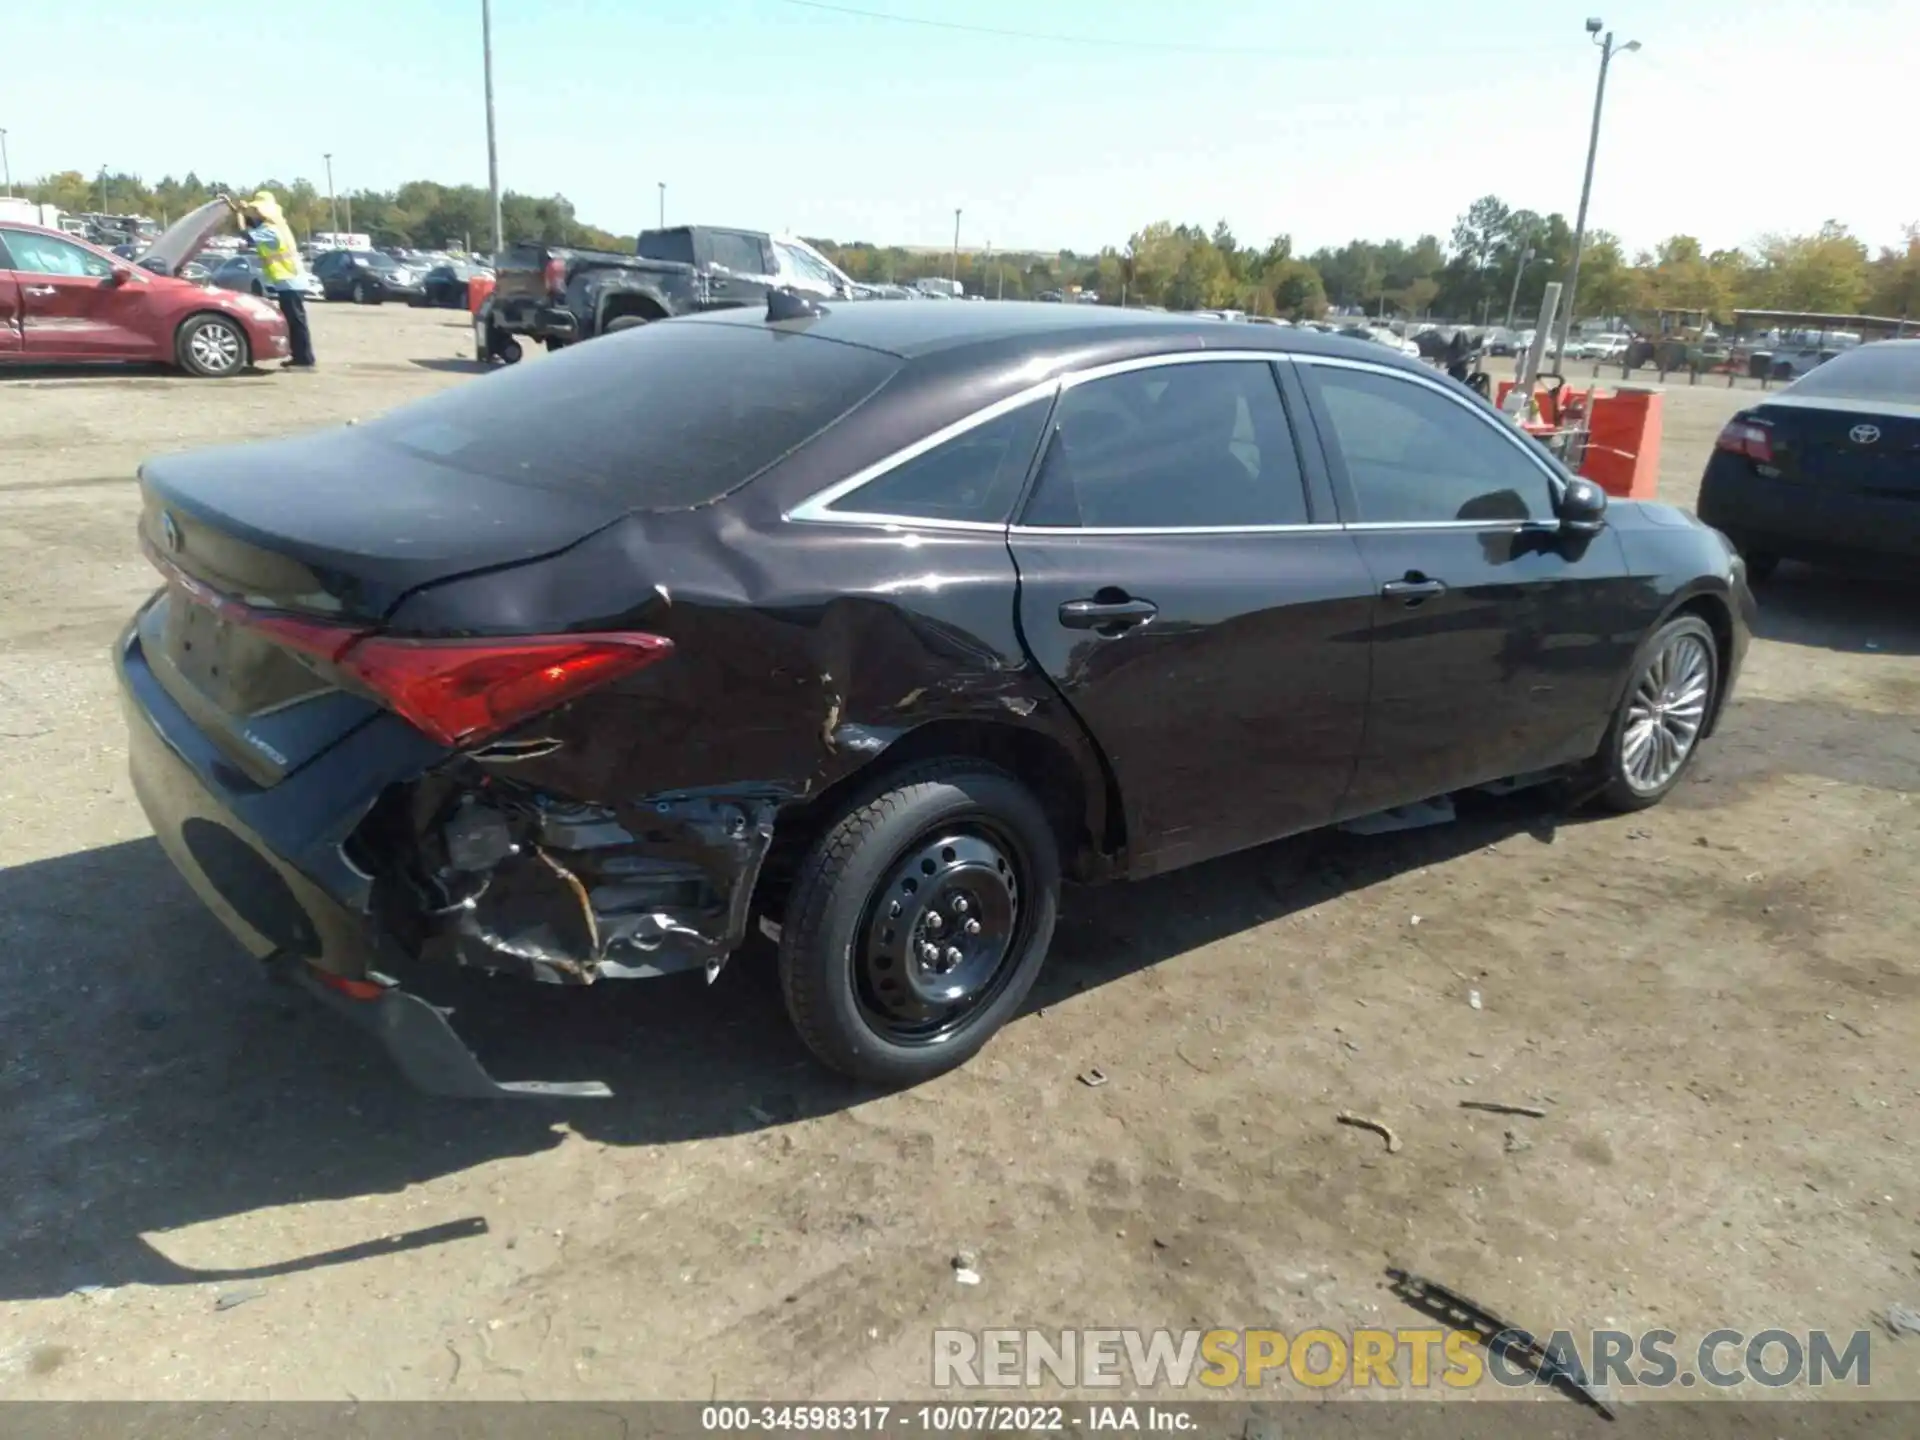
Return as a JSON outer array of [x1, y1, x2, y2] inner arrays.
[[323, 152, 339, 237], [658, 182, 665, 229], [1554, 19, 1640, 368], [482, 0, 503, 257], [0, 130, 11, 197], [951, 208, 961, 287]]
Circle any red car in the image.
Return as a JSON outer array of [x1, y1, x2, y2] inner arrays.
[[0, 201, 289, 377]]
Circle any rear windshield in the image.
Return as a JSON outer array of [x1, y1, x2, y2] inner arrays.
[[363, 320, 900, 508], [1786, 343, 1920, 403], [637, 229, 696, 265]]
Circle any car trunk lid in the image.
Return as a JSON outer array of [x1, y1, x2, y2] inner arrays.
[[136, 427, 626, 784], [1749, 395, 1920, 499]]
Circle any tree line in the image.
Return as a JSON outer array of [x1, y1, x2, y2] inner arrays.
[[20, 169, 1919, 325], [819, 195, 1920, 326]]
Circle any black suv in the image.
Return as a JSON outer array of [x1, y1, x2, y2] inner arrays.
[[312, 249, 427, 305]]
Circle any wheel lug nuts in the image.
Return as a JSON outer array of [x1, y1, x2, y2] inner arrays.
[[953, 896, 970, 914], [920, 942, 940, 963], [965, 919, 981, 935], [945, 947, 963, 967], [926, 912, 943, 932]]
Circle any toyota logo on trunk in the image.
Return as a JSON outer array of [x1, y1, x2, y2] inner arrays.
[[1849, 424, 1881, 445]]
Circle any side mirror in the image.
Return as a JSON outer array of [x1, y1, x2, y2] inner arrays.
[[1556, 475, 1608, 533], [106, 264, 134, 285]]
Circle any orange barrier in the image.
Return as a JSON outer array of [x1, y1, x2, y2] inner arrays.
[[1494, 379, 1662, 500], [467, 272, 496, 316], [1582, 388, 1661, 500]]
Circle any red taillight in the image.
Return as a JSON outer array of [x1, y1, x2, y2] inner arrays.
[[142, 536, 669, 747], [1715, 418, 1773, 464], [336, 633, 673, 748], [543, 256, 566, 299]]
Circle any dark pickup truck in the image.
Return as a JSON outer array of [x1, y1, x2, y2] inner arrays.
[[482, 225, 870, 358]]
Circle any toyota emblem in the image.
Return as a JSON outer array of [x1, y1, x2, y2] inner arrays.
[[160, 510, 182, 553], [1849, 424, 1881, 445]]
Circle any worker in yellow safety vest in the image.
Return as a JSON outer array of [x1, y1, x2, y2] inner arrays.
[[224, 189, 315, 369]]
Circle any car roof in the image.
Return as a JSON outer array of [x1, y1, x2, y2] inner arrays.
[[682, 298, 1422, 374]]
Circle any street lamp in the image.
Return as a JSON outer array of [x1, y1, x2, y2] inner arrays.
[[951, 208, 961, 286], [481, 0, 503, 257], [658, 182, 665, 229], [323, 152, 339, 237], [0, 129, 11, 197], [1553, 18, 1640, 368]]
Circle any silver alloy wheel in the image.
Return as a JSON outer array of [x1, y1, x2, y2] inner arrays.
[[1621, 632, 1712, 793], [188, 320, 244, 374]]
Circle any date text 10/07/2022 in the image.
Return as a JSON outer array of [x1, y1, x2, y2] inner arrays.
[[700, 1404, 1196, 1431]]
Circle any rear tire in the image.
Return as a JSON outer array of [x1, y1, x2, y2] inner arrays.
[[778, 763, 1060, 1086], [1590, 615, 1720, 813], [175, 313, 250, 377], [604, 314, 651, 334]]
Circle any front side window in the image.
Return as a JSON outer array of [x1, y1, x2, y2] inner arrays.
[[828, 397, 1052, 524], [5, 231, 113, 279], [778, 242, 841, 289], [1022, 360, 1311, 528], [1308, 365, 1555, 524]]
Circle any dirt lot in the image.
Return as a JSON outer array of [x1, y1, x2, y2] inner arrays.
[[1, 305, 1915, 1406]]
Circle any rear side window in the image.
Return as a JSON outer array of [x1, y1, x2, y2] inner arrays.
[[0, 233, 14, 269], [1022, 360, 1310, 528], [637, 229, 696, 265], [365, 321, 900, 509], [829, 398, 1052, 524], [1785, 343, 1920, 402], [707, 231, 769, 275]]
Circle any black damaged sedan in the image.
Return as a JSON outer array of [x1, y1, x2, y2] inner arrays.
[[118, 298, 1754, 1095]]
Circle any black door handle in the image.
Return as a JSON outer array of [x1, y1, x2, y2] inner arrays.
[[1059, 597, 1158, 630], [1381, 576, 1447, 603]]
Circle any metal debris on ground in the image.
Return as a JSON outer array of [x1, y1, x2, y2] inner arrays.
[[1077, 1067, 1109, 1088], [1459, 1100, 1549, 1118], [1386, 1268, 1613, 1419], [1336, 1111, 1402, 1154], [1468, 990, 1484, 1010], [952, 1267, 982, 1286], [213, 1287, 267, 1312]]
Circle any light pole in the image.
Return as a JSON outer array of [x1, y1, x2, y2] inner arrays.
[[1, 129, 11, 197], [1554, 18, 1640, 368], [482, 0, 503, 257], [951, 208, 961, 287], [658, 182, 665, 229], [1504, 244, 1553, 330], [323, 152, 339, 237]]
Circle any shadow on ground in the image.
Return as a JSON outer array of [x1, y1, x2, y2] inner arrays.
[[0, 789, 1598, 1302], [1752, 563, 1920, 658]]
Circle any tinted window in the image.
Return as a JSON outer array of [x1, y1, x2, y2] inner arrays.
[[778, 242, 841, 288], [708, 231, 769, 275], [0, 233, 14, 269], [1022, 361, 1309, 528], [6, 231, 113, 278], [831, 398, 1051, 524], [637, 229, 696, 265], [365, 321, 899, 508], [1309, 365, 1554, 524], [1784, 342, 1920, 402]]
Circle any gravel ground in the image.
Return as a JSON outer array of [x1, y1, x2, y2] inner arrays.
[[0, 305, 1914, 1405]]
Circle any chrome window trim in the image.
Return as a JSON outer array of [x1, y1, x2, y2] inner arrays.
[[787, 345, 1570, 535]]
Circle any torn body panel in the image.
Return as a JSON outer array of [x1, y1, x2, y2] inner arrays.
[[365, 773, 784, 986]]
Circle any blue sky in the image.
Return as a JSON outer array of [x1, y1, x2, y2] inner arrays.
[[7, 0, 1914, 255]]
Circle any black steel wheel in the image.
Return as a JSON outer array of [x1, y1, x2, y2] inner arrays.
[[778, 762, 1060, 1084]]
